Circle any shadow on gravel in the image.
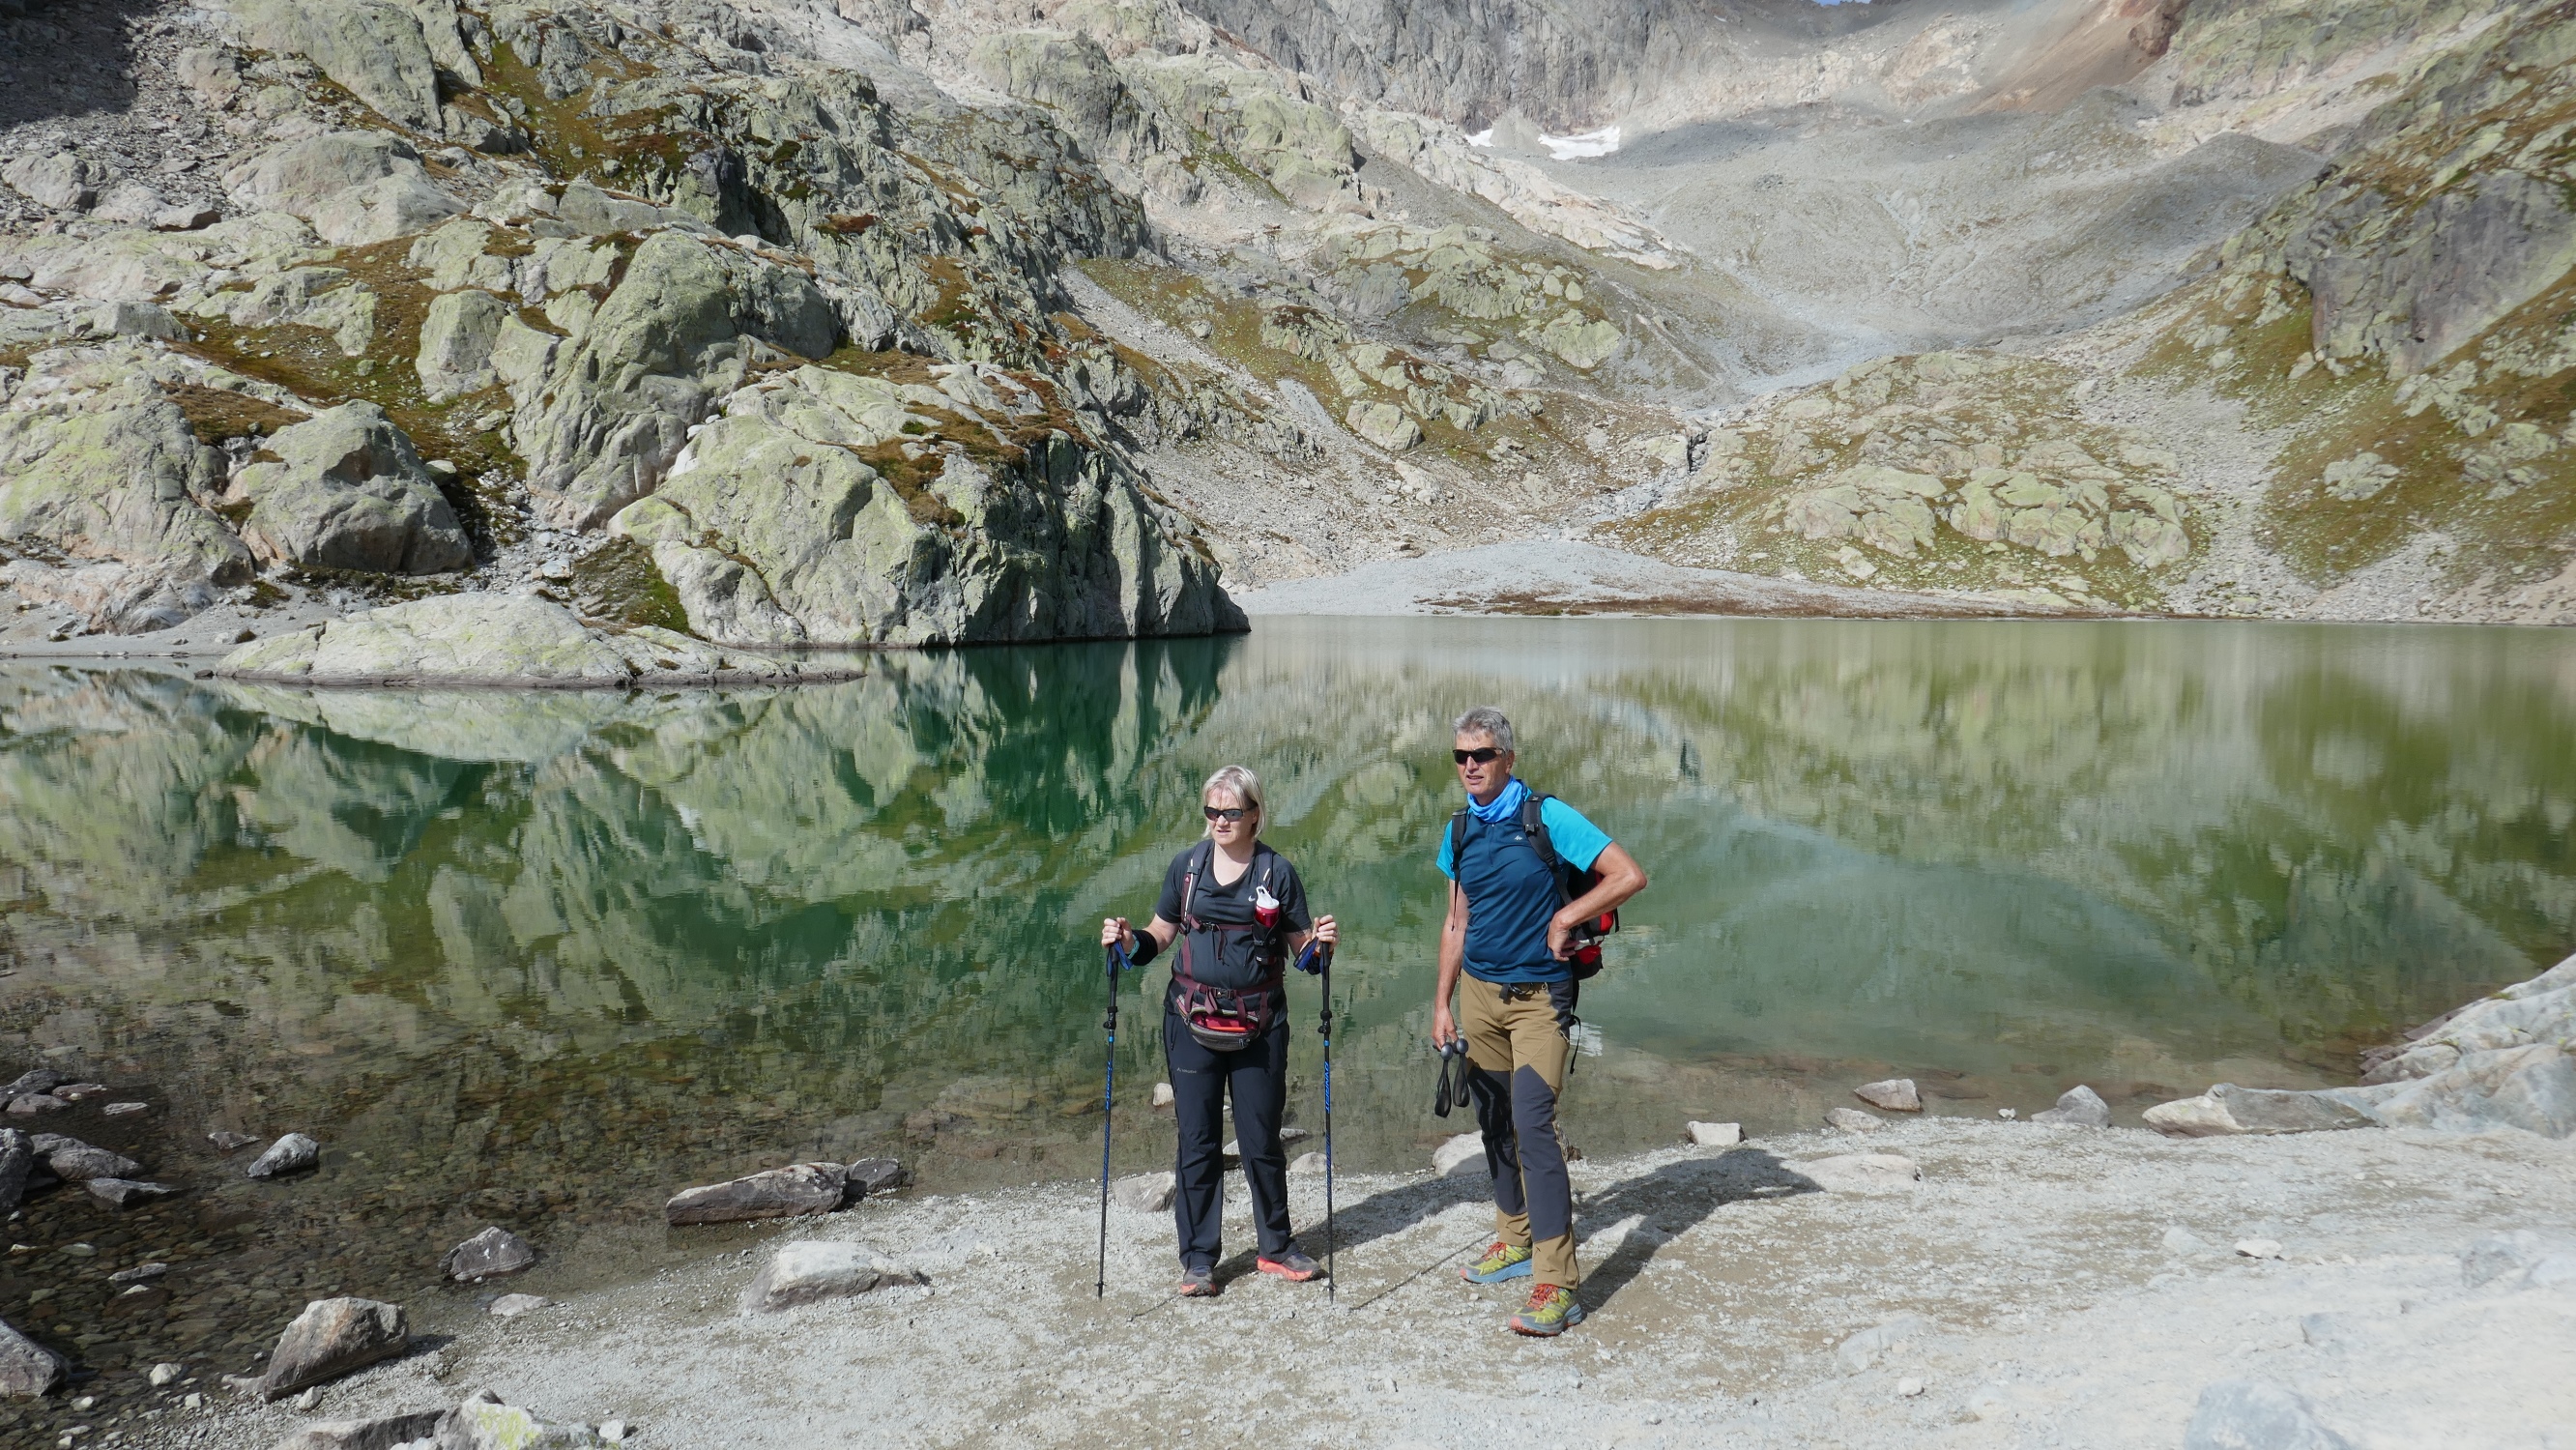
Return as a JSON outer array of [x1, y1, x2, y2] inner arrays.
[[0, 0, 157, 130], [1311, 1148, 1820, 1311], [1577, 1149, 1820, 1316]]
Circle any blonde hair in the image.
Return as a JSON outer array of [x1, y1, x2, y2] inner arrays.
[[1201, 764, 1263, 838]]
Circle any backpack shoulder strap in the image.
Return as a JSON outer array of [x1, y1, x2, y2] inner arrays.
[[1180, 839, 1215, 930], [1448, 807, 1471, 872], [1523, 792, 1574, 904]]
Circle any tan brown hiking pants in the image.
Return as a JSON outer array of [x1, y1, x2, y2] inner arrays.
[[1459, 973, 1578, 1290]]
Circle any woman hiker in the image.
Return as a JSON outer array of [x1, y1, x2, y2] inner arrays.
[[1102, 764, 1337, 1297]]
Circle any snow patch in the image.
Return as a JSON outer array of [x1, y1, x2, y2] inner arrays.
[[1538, 126, 1620, 160]]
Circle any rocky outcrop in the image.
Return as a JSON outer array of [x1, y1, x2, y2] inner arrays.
[[2292, 170, 2576, 379], [0, 348, 253, 624], [0, 1130, 28, 1216], [230, 403, 472, 574], [257, 1296, 409, 1400], [612, 363, 1238, 645], [217, 594, 860, 687]]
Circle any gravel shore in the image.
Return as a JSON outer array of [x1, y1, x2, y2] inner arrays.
[[137, 1113, 2574, 1449]]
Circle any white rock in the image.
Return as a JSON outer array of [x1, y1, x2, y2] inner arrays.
[[2032, 1085, 2111, 1127], [1150, 1082, 1174, 1110], [1794, 1153, 1923, 1193], [1997, 1108, 2018, 1120], [1896, 1377, 1925, 1397], [599, 1420, 629, 1443], [1433, 1132, 1486, 1177], [488, 1293, 548, 1319], [2183, 1379, 2356, 1450], [148, 1361, 185, 1386], [1853, 1079, 1921, 1112], [739, 1241, 925, 1313], [292, 1384, 322, 1410], [1826, 1108, 1883, 1133], [2235, 1238, 2283, 1260], [1686, 1121, 1743, 1146], [1288, 1150, 1329, 1174], [1111, 1171, 1175, 1212], [246, 1133, 320, 1177], [1836, 1313, 1929, 1371]]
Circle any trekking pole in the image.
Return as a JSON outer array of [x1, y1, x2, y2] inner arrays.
[[1097, 941, 1127, 1299], [1318, 941, 1337, 1303]]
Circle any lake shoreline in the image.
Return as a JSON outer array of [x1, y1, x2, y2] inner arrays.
[[38, 957, 2572, 1450]]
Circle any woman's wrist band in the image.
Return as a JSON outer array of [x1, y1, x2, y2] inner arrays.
[[1125, 933, 1159, 967]]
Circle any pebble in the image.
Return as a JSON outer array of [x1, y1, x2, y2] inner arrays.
[[2235, 1238, 2283, 1260], [599, 1420, 629, 1442], [1997, 1108, 2018, 1120], [206, 1131, 260, 1152], [489, 1293, 548, 1319], [1826, 1108, 1883, 1133], [1150, 1083, 1175, 1110], [292, 1385, 322, 1410], [147, 1362, 184, 1386], [108, 1262, 169, 1284], [101, 1103, 148, 1116], [1896, 1377, 1925, 1397], [1686, 1120, 1743, 1146]]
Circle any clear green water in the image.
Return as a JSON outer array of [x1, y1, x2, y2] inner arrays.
[[2, 615, 2572, 1414]]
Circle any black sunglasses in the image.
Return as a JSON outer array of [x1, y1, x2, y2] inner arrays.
[[1453, 747, 1504, 764], [1202, 805, 1252, 823]]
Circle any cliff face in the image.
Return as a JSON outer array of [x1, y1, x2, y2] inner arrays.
[[0, 0, 2570, 644]]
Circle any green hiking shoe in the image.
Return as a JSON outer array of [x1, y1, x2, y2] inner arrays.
[[1462, 1240, 1534, 1284], [1508, 1284, 1586, 1337]]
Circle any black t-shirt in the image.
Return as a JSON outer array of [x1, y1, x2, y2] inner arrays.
[[1154, 840, 1313, 993]]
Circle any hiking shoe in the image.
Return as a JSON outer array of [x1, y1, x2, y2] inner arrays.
[[1508, 1284, 1585, 1337], [1462, 1240, 1534, 1284], [1257, 1248, 1323, 1282], [1177, 1266, 1219, 1297]]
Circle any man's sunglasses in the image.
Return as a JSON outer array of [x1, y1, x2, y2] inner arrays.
[[1453, 747, 1504, 764], [1202, 805, 1252, 822]]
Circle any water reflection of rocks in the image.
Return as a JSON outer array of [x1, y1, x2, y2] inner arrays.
[[1, 617, 2570, 1424]]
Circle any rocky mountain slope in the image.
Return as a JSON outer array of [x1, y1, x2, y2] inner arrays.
[[0, 0, 2570, 657]]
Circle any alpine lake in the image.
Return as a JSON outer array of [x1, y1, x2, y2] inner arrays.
[[3, 614, 2574, 1416]]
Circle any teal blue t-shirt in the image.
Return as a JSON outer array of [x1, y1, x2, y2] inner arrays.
[[1436, 787, 1612, 984]]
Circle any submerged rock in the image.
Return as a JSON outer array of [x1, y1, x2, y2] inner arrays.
[[257, 1297, 409, 1400], [487, 1293, 548, 1319], [442, 1227, 537, 1282], [0, 1317, 68, 1399], [666, 1163, 846, 1226], [45, 1142, 143, 1181], [0, 1130, 28, 1216], [86, 1177, 179, 1208], [1686, 1121, 1744, 1146], [1826, 1107, 1884, 1133], [740, 1241, 926, 1312], [248, 1133, 322, 1177]]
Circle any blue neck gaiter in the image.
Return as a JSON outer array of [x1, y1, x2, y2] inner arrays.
[[1467, 775, 1528, 826]]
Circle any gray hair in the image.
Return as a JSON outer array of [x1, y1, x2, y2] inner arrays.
[[1201, 764, 1263, 837], [1453, 707, 1516, 753]]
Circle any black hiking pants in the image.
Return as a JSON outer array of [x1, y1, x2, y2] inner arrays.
[[1165, 1004, 1294, 1272]]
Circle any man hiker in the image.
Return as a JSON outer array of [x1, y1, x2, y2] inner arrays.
[[1432, 706, 1648, 1336]]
